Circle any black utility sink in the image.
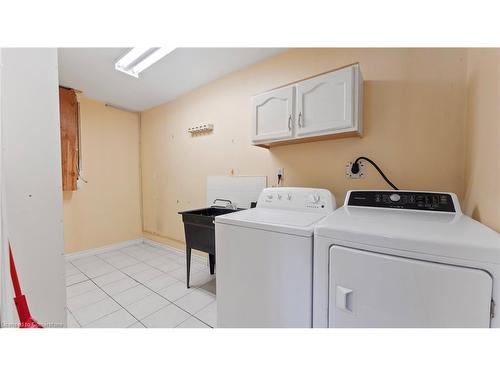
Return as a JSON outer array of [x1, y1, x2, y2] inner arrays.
[[179, 206, 243, 288], [182, 207, 239, 219]]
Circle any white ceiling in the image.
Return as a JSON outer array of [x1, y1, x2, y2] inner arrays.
[[58, 48, 285, 112]]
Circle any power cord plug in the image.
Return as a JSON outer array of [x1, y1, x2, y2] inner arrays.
[[350, 162, 360, 175], [350, 156, 399, 190]]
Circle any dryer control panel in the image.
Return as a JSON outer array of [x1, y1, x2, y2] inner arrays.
[[347, 191, 457, 212]]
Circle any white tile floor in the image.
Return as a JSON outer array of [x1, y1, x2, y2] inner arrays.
[[66, 243, 216, 328]]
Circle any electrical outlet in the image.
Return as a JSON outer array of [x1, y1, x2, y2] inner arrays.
[[346, 161, 366, 179], [277, 168, 284, 185]]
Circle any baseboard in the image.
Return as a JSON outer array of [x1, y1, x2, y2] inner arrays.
[[143, 238, 207, 264], [64, 238, 144, 261]]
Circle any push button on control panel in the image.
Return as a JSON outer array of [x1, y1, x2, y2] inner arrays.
[[389, 193, 400, 202]]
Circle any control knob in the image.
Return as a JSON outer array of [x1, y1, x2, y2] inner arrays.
[[308, 193, 321, 204]]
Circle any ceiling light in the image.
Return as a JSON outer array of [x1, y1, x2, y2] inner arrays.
[[115, 47, 149, 72], [115, 47, 175, 78]]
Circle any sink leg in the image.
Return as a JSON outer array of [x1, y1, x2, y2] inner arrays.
[[209, 254, 215, 275], [186, 247, 192, 288]]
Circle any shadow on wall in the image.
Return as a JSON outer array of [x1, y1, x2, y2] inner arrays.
[[471, 206, 482, 223], [63, 191, 73, 201], [462, 50, 500, 232], [269, 79, 466, 203]]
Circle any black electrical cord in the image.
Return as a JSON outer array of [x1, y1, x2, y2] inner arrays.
[[351, 156, 399, 190]]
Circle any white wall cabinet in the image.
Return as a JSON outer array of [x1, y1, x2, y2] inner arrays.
[[296, 65, 356, 137], [251, 63, 363, 147], [251, 86, 294, 143]]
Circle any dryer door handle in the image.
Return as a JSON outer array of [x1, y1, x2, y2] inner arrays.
[[336, 286, 353, 312]]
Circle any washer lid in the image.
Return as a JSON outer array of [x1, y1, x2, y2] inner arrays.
[[315, 206, 500, 264], [215, 207, 328, 237]]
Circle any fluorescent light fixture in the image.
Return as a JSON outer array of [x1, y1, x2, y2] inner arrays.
[[132, 48, 174, 75], [115, 47, 175, 78], [115, 47, 149, 72]]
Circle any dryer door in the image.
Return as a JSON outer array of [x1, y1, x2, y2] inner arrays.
[[329, 245, 493, 327]]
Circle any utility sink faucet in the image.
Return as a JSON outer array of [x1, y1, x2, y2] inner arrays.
[[213, 198, 237, 209]]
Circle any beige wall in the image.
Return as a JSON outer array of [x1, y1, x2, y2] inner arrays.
[[141, 48, 471, 248], [463, 49, 500, 232], [63, 97, 142, 253]]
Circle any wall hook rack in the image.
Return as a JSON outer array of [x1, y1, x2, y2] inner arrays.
[[188, 124, 214, 135]]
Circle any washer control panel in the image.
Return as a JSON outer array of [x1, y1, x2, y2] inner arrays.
[[257, 187, 335, 213], [347, 191, 457, 212]]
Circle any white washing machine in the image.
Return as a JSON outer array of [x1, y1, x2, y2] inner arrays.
[[313, 190, 500, 328], [215, 187, 335, 328]]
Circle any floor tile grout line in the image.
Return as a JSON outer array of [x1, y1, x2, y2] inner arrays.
[[105, 260, 214, 325], [177, 313, 213, 328], [120, 243, 209, 267], [100, 247, 182, 281], [83, 242, 210, 284], [87, 260, 175, 326], [137, 294, 212, 326], [113, 285, 172, 322], [66, 277, 91, 288], [128, 320, 146, 328], [91, 273, 129, 288], [70, 247, 193, 327], [70, 260, 143, 327], [141, 241, 207, 262], [66, 272, 90, 287], [123, 272, 205, 324], [94, 244, 211, 296], [68, 243, 215, 327], [67, 287, 109, 314], [66, 307, 82, 327], [127, 264, 216, 323], [186, 301, 216, 327], [174, 315, 198, 328]]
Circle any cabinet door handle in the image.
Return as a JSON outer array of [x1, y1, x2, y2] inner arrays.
[[298, 112, 302, 127], [288, 114, 292, 130]]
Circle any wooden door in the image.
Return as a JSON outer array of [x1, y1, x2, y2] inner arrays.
[[59, 87, 79, 191]]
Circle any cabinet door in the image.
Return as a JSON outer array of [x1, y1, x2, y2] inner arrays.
[[252, 86, 294, 143], [296, 65, 355, 137]]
